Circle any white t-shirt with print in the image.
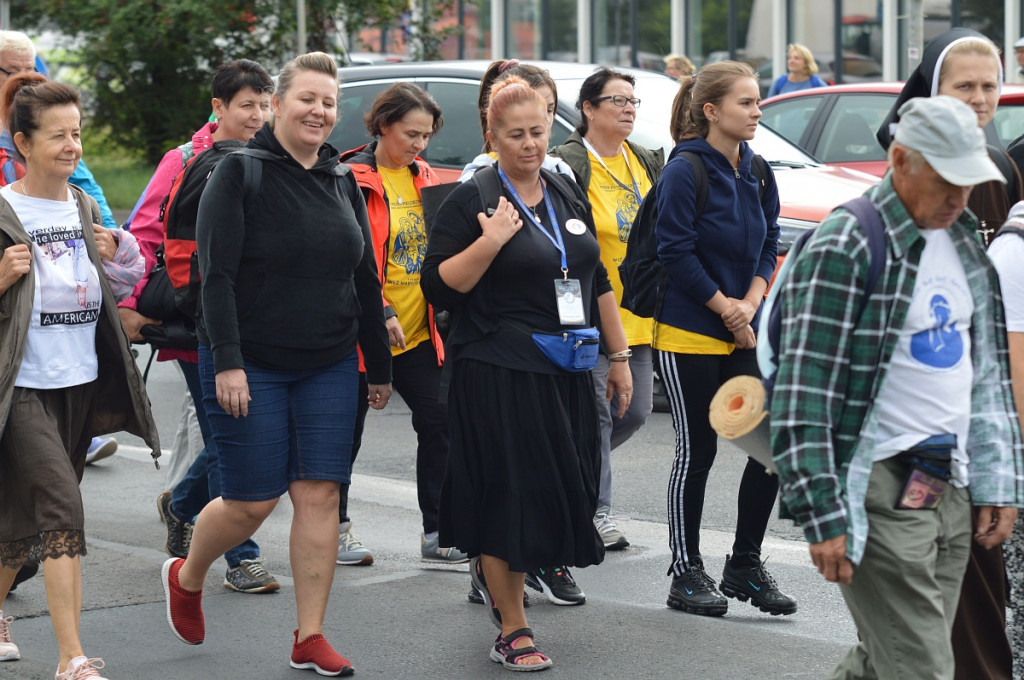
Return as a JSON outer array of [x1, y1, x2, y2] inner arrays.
[[4, 185, 101, 389], [873, 228, 974, 487]]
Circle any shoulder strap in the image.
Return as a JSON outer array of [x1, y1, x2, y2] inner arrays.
[[994, 224, 1024, 242], [471, 165, 503, 216], [839, 196, 886, 319], [677, 151, 708, 221], [540, 167, 590, 220], [750, 154, 771, 203]]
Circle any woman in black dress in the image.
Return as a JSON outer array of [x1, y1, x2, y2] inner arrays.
[[421, 76, 632, 672]]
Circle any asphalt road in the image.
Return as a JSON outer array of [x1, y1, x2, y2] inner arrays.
[[0, 352, 858, 680]]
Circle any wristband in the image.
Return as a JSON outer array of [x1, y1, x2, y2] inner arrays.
[[608, 349, 632, 362]]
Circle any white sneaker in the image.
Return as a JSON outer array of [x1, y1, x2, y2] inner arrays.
[[85, 437, 117, 465], [55, 656, 107, 679], [594, 506, 630, 550], [0, 611, 19, 661], [337, 521, 374, 566]]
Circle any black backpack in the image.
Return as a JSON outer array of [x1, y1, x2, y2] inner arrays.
[[618, 151, 771, 318]]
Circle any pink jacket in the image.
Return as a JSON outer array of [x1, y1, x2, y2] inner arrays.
[[119, 122, 219, 362]]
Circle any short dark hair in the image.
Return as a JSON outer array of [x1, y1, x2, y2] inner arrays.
[[575, 67, 635, 136], [364, 82, 443, 138], [212, 59, 274, 103], [1, 73, 81, 161]]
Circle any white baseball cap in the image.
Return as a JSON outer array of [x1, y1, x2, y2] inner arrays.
[[894, 96, 1005, 187]]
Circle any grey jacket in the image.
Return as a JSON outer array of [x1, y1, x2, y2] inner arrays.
[[0, 185, 160, 464]]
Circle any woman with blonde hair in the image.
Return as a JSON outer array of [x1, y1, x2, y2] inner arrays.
[[766, 43, 826, 97], [657, 61, 796, 618], [161, 52, 392, 676]]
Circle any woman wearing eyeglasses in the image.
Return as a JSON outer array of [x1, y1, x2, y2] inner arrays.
[[551, 67, 663, 553]]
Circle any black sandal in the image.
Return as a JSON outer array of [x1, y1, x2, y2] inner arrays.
[[488, 627, 553, 672]]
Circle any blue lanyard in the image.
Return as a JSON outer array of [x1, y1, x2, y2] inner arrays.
[[497, 166, 568, 279]]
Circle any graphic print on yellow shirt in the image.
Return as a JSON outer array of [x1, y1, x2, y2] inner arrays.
[[381, 165, 430, 356], [587, 144, 653, 345]]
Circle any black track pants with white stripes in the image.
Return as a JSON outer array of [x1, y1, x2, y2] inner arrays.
[[657, 348, 779, 577]]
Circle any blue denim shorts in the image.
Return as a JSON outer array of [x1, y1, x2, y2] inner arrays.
[[199, 345, 359, 501]]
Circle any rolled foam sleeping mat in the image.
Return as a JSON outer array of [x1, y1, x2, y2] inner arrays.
[[708, 375, 775, 474]]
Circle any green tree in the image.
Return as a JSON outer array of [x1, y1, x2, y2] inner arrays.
[[17, 0, 433, 164]]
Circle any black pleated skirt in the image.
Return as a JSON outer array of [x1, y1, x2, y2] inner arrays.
[[438, 358, 605, 572]]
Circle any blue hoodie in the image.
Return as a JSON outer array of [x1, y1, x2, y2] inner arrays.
[[654, 136, 779, 342]]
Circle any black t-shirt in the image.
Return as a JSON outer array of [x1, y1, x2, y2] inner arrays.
[[422, 173, 610, 374]]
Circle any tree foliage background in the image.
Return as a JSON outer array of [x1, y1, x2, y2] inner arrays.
[[11, 0, 440, 164]]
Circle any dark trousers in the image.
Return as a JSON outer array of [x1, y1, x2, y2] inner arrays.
[[951, 509, 1013, 680], [657, 348, 779, 576], [339, 342, 449, 534]]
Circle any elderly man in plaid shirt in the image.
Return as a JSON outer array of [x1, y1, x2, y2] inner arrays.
[[771, 95, 1024, 680]]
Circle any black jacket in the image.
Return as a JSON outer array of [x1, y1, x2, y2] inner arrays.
[[196, 124, 391, 383]]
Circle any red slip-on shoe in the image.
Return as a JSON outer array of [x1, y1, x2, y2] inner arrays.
[[290, 630, 354, 677], [161, 558, 205, 645]]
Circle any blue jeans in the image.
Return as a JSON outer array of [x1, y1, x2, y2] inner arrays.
[[170, 360, 259, 568], [199, 345, 359, 502]]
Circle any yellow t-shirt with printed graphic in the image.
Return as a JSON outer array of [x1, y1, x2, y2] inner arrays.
[[587, 145, 654, 345], [380, 165, 430, 356]]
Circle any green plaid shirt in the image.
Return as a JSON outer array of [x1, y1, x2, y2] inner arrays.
[[770, 175, 1024, 565]]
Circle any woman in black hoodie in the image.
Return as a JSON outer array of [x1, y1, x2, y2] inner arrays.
[[877, 28, 1023, 680], [160, 52, 392, 677]]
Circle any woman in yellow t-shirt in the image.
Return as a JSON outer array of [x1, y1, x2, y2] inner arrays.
[[339, 83, 465, 566], [551, 67, 664, 551]]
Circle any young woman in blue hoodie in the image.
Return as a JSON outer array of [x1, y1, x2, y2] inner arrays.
[[653, 61, 796, 618]]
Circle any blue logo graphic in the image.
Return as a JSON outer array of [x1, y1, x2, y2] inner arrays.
[[393, 211, 427, 275], [616, 193, 639, 242], [909, 294, 963, 369], [747, 580, 761, 592]]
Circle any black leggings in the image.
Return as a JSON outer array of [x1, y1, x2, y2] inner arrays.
[[657, 348, 779, 577]]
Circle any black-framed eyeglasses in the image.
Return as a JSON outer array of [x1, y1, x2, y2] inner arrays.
[[592, 95, 641, 109], [0, 65, 37, 77]]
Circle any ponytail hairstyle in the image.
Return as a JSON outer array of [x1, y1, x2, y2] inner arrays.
[[477, 59, 557, 151], [485, 75, 547, 144], [669, 60, 757, 143], [2, 72, 81, 162]]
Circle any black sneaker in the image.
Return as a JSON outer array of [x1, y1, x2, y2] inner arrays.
[[667, 557, 728, 616], [159, 491, 193, 559], [468, 581, 530, 607], [720, 553, 797, 616], [525, 566, 586, 606]]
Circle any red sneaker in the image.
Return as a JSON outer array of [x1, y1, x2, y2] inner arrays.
[[161, 558, 204, 645], [290, 630, 354, 677]]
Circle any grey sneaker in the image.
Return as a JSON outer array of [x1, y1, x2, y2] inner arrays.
[[420, 534, 469, 563], [0, 611, 19, 661], [594, 506, 629, 550], [224, 557, 280, 594], [337, 521, 373, 566], [159, 491, 193, 559]]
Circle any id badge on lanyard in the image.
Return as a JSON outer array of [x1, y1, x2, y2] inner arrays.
[[498, 166, 586, 326]]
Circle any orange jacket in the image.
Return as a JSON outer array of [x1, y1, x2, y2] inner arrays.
[[340, 142, 445, 366]]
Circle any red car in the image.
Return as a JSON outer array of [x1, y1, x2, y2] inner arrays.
[[760, 82, 1024, 177]]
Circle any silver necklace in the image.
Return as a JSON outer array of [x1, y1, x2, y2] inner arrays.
[[381, 167, 412, 205]]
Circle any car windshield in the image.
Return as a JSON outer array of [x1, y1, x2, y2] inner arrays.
[[553, 74, 820, 166]]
